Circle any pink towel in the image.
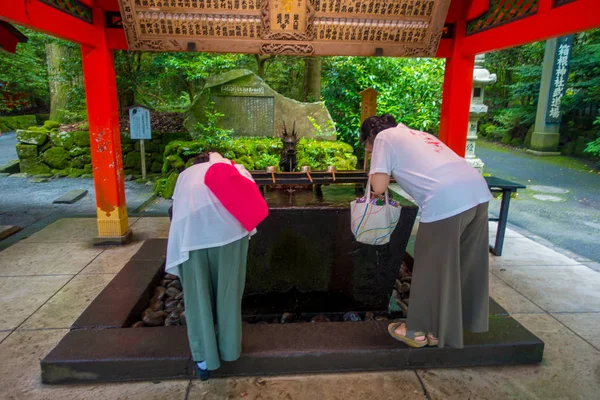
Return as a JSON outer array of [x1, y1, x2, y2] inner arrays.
[[205, 162, 268, 231]]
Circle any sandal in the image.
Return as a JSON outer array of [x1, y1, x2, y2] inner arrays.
[[426, 333, 438, 347], [388, 322, 427, 348]]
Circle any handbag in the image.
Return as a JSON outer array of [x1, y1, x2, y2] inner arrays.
[[350, 177, 401, 245], [205, 161, 268, 232]]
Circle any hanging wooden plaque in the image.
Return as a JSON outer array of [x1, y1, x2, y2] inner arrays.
[[117, 0, 452, 57]]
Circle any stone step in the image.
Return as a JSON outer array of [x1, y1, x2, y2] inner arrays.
[[41, 311, 543, 384]]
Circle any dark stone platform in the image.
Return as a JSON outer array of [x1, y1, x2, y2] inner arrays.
[[41, 239, 544, 384]]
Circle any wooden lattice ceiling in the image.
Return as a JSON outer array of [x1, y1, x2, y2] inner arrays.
[[117, 0, 451, 56]]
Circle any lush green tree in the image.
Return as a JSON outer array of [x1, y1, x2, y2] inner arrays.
[[0, 28, 50, 113], [321, 56, 445, 151]]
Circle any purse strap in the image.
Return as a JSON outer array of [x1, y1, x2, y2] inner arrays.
[[365, 175, 389, 203]]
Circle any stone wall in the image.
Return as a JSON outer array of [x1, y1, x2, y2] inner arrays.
[[15, 120, 190, 177]]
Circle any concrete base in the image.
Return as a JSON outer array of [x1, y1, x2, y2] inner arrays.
[[526, 149, 562, 156], [530, 131, 560, 153], [41, 240, 544, 384], [93, 229, 133, 246]]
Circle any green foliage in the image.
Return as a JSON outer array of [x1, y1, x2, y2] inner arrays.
[[159, 137, 357, 185], [584, 113, 600, 159], [321, 57, 445, 152], [191, 101, 234, 148], [483, 30, 600, 157], [0, 28, 50, 112]]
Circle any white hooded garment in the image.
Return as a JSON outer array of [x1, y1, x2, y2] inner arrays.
[[165, 153, 256, 277]]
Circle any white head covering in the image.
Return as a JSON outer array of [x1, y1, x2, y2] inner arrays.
[[165, 153, 255, 276]]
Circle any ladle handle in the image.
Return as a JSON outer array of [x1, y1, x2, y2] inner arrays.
[[306, 171, 313, 183]]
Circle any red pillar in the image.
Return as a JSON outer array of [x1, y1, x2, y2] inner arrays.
[[81, 7, 130, 241], [438, 20, 474, 157]]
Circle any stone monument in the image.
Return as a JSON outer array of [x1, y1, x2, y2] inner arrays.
[[185, 69, 336, 140], [529, 36, 574, 155], [466, 54, 496, 173]]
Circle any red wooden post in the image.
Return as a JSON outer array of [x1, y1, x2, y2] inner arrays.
[[82, 7, 130, 243], [438, 17, 474, 157]]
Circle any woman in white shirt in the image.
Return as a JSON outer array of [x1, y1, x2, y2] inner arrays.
[[361, 115, 493, 349], [166, 152, 260, 380]]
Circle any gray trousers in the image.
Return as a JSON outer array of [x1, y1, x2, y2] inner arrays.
[[406, 202, 490, 348], [179, 236, 249, 370]]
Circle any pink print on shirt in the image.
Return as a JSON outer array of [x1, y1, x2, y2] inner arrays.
[[415, 131, 444, 153]]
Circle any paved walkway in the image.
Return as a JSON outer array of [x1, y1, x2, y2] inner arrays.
[[0, 131, 18, 166], [0, 218, 598, 399], [478, 142, 600, 268]]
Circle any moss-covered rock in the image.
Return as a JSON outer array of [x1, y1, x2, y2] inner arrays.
[[43, 120, 61, 131], [121, 144, 134, 153], [73, 131, 90, 147], [163, 172, 179, 199], [510, 137, 523, 147], [16, 144, 38, 160], [38, 141, 53, 154], [42, 147, 71, 169], [67, 168, 84, 178], [152, 152, 163, 162], [20, 159, 51, 175], [120, 133, 135, 145], [69, 146, 90, 157], [54, 169, 70, 177], [71, 155, 92, 169], [151, 161, 163, 173], [134, 141, 158, 153], [50, 130, 75, 149], [165, 155, 186, 171], [0, 115, 37, 132], [16, 129, 48, 145]]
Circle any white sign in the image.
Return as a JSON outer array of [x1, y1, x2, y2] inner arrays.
[[221, 85, 265, 95], [129, 107, 151, 140]]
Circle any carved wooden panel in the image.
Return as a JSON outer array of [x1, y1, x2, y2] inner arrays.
[[118, 0, 451, 56], [467, 0, 539, 35]]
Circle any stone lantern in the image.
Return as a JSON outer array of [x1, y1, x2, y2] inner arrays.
[[466, 54, 497, 173]]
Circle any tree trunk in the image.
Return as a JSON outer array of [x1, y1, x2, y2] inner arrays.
[[302, 57, 321, 102], [255, 54, 272, 79], [46, 43, 73, 122]]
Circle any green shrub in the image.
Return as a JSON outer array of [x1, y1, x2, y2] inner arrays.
[[510, 137, 523, 147]]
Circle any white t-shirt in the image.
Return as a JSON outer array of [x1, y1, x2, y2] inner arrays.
[[369, 124, 492, 223], [165, 153, 255, 276]]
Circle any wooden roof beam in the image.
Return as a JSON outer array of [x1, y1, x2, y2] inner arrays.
[[0, 0, 98, 47], [460, 0, 600, 56]]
